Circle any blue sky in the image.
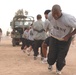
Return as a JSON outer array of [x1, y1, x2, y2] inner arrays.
[[0, 0, 76, 34]]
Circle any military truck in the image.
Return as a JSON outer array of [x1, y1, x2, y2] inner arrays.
[[10, 14, 34, 46]]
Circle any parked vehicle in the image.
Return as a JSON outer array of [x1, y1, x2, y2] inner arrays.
[[10, 15, 34, 46]]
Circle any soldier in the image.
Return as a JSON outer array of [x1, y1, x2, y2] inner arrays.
[[33, 14, 46, 60], [42, 10, 51, 63], [47, 4, 76, 75], [21, 27, 29, 53], [25, 25, 34, 56]]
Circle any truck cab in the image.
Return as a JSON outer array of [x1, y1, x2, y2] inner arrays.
[[10, 15, 34, 46]]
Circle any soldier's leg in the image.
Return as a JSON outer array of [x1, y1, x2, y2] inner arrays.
[[56, 37, 72, 71], [47, 37, 58, 66], [42, 42, 47, 58], [33, 40, 39, 57], [42, 37, 50, 58]]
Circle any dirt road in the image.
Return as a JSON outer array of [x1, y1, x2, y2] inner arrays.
[[0, 36, 76, 75]]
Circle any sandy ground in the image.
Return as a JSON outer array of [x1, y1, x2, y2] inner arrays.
[[0, 36, 76, 75]]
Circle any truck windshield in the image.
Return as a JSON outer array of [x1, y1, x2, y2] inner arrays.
[[15, 20, 32, 28]]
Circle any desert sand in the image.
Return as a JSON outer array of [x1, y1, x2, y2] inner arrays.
[[0, 36, 76, 75]]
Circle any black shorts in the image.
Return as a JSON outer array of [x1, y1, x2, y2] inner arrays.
[[28, 40, 34, 47], [21, 38, 29, 49], [44, 37, 50, 46]]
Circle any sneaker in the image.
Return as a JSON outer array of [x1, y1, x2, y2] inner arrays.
[[48, 65, 52, 71], [34, 56, 37, 60], [56, 69, 61, 75], [42, 58, 47, 64]]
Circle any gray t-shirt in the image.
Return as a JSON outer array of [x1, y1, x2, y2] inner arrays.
[[48, 12, 76, 40], [33, 20, 47, 40], [43, 19, 52, 37], [28, 28, 34, 41], [22, 30, 29, 39], [44, 19, 51, 31]]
